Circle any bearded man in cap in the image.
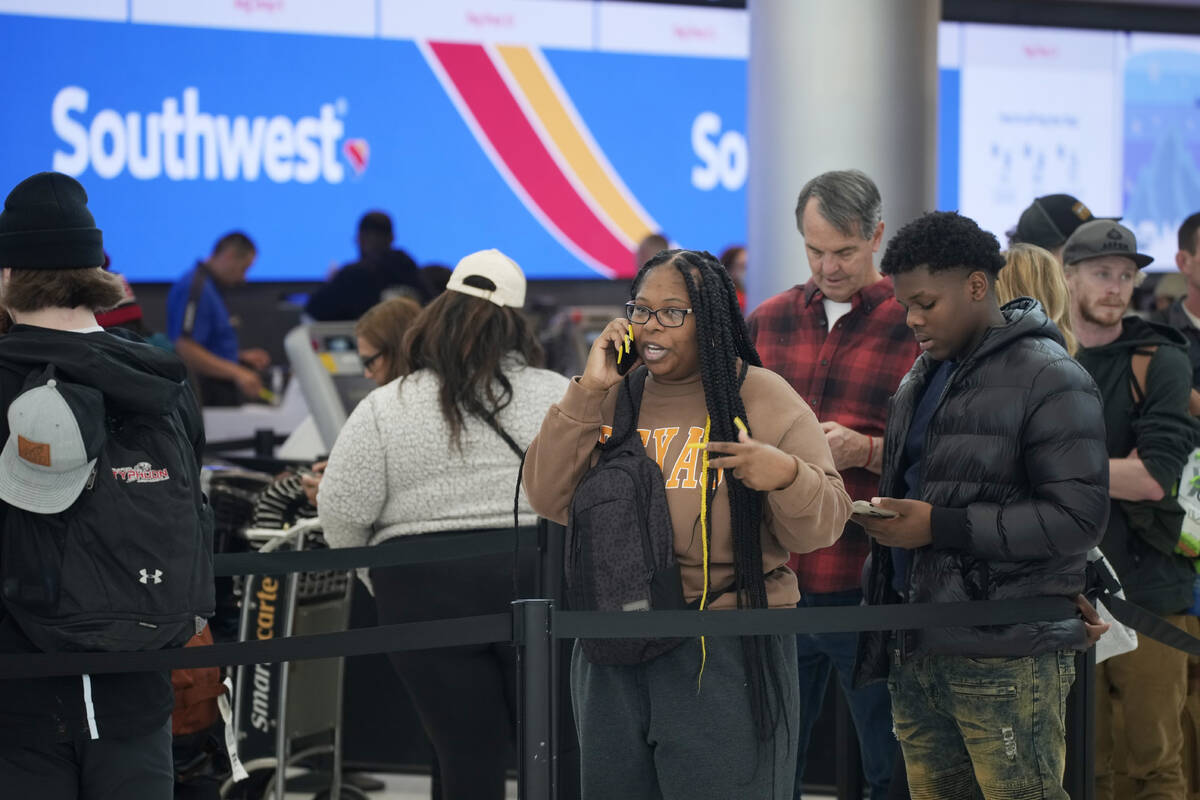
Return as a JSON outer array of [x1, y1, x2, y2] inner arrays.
[[0, 172, 205, 798], [1065, 218, 1200, 800]]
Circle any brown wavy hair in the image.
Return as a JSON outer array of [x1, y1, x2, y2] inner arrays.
[[2, 267, 125, 314], [998, 243, 1078, 355], [402, 289, 544, 446], [355, 296, 422, 384]]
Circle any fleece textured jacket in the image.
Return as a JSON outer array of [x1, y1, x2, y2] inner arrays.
[[0, 324, 204, 745], [319, 360, 570, 547], [1074, 316, 1200, 616], [854, 299, 1110, 686], [523, 365, 852, 610]]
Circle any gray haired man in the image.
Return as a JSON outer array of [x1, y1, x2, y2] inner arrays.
[[748, 169, 919, 798]]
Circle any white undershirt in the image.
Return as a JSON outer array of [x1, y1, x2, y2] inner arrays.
[[1182, 303, 1200, 332], [823, 298, 853, 331]]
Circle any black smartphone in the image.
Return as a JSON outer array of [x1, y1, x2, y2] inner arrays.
[[615, 323, 637, 375]]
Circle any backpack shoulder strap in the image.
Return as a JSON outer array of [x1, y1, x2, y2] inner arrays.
[[603, 366, 649, 453], [481, 412, 524, 459], [1130, 345, 1200, 417], [1130, 346, 1157, 411], [180, 262, 211, 338]]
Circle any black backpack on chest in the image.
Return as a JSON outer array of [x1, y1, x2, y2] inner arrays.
[[565, 366, 686, 665]]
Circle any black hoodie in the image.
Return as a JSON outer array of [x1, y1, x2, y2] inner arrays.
[[1075, 316, 1200, 616], [0, 324, 205, 745], [304, 248, 431, 321]]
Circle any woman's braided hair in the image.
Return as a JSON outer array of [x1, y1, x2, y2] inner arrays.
[[633, 248, 784, 741]]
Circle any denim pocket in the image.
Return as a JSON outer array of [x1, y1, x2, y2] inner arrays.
[[948, 681, 1018, 699], [962, 655, 1033, 667], [1057, 651, 1077, 722]]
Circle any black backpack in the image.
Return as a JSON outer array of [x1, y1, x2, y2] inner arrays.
[[565, 366, 687, 665], [1, 369, 214, 653]]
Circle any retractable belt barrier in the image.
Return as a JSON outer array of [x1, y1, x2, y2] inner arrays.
[[211, 527, 542, 576], [0, 615, 513, 679], [3, 534, 1199, 679]]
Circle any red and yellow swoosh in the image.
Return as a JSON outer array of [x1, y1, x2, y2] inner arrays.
[[421, 41, 660, 278]]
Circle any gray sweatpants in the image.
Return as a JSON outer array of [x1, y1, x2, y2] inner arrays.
[[571, 634, 799, 800]]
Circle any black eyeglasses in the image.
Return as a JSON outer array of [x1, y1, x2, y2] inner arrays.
[[360, 351, 384, 370], [624, 302, 693, 328]]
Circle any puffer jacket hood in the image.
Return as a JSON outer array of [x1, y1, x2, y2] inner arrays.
[[854, 299, 1110, 686], [0, 324, 187, 416], [975, 296, 1066, 360]]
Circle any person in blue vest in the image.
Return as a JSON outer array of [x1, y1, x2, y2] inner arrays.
[[166, 232, 271, 405]]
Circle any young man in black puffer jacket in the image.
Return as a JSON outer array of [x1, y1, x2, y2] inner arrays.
[[852, 211, 1110, 800]]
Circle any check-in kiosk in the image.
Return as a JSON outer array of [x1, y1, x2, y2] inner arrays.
[[283, 323, 377, 453]]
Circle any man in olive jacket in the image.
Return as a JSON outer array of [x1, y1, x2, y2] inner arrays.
[[1064, 218, 1199, 800], [852, 211, 1110, 800]]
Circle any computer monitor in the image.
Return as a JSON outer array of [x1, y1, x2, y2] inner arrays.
[[283, 322, 376, 451]]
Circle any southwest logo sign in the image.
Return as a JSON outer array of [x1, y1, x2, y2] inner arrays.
[[421, 42, 663, 279], [343, 138, 370, 175], [51, 86, 360, 185]]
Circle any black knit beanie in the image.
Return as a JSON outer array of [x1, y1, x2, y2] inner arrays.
[[0, 172, 104, 269]]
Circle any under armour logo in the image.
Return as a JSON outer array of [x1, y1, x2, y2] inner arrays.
[[139, 569, 163, 585]]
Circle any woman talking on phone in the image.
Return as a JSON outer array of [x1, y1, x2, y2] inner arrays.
[[523, 249, 852, 798]]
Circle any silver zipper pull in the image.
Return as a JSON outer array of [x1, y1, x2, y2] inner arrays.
[[85, 466, 97, 491]]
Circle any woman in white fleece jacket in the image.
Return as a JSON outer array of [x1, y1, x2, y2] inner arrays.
[[318, 250, 567, 800]]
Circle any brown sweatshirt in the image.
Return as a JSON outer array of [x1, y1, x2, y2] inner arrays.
[[523, 365, 851, 609]]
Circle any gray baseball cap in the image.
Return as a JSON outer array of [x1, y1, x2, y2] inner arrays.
[[1062, 219, 1154, 270], [0, 367, 106, 514]]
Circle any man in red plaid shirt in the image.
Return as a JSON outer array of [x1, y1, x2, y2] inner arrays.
[[747, 170, 919, 800]]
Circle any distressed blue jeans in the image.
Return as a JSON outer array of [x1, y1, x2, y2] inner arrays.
[[887, 650, 1076, 800]]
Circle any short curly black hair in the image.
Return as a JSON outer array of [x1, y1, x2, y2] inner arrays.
[[880, 211, 1006, 277]]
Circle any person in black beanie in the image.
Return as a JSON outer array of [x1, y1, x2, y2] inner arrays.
[[0, 171, 207, 799]]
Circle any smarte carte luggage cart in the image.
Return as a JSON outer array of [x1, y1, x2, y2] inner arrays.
[[223, 517, 367, 800]]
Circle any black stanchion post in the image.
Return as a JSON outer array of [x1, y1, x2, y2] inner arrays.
[[515, 599, 554, 800], [1063, 648, 1096, 800], [834, 684, 864, 800]]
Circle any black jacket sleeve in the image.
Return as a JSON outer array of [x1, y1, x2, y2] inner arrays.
[[304, 264, 377, 322], [960, 356, 1110, 561], [179, 381, 206, 468], [1135, 345, 1200, 492]]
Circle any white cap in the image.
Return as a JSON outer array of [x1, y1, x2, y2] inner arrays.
[[446, 249, 526, 308], [0, 372, 105, 514]]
